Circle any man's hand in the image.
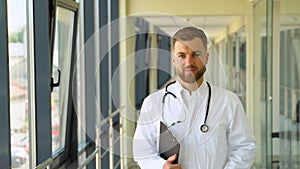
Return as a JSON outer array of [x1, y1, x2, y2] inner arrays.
[[163, 154, 182, 169]]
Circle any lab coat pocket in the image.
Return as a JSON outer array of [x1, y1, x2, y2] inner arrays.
[[194, 123, 228, 168], [195, 123, 228, 145]]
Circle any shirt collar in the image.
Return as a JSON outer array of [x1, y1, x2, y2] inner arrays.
[[174, 79, 208, 98]]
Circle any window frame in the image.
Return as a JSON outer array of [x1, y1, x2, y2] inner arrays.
[[50, 0, 79, 168], [0, 0, 11, 168]]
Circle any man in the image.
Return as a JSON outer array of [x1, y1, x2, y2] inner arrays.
[[133, 27, 257, 169]]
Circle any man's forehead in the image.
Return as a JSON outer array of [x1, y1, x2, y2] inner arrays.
[[174, 38, 204, 51]]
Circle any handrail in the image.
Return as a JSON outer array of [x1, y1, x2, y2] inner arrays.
[[280, 85, 300, 92], [100, 136, 120, 158], [78, 106, 125, 169], [127, 162, 140, 169], [78, 148, 99, 169], [35, 158, 53, 169], [114, 160, 120, 169], [96, 106, 125, 128], [77, 141, 92, 156]]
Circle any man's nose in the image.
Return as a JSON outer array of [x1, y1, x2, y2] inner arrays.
[[184, 55, 194, 66]]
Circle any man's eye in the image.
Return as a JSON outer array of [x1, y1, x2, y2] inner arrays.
[[194, 53, 201, 57], [178, 54, 185, 58]]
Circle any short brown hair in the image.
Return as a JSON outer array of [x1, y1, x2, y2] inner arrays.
[[171, 27, 208, 51]]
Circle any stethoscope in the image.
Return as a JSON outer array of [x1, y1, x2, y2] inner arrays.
[[162, 81, 211, 133]]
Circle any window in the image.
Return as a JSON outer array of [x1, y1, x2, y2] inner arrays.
[[51, 5, 77, 154], [7, 0, 30, 168]]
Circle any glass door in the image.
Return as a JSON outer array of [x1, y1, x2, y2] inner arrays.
[[278, 1, 300, 168]]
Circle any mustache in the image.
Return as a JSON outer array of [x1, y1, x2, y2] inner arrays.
[[183, 65, 198, 69]]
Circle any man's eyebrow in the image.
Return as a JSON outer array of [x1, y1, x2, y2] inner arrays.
[[176, 52, 187, 55], [192, 51, 204, 56], [193, 50, 202, 53]]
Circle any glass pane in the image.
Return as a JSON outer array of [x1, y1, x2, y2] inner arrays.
[[7, 0, 29, 168], [253, 0, 268, 168], [51, 6, 75, 153], [76, 0, 87, 149], [279, 3, 300, 168], [230, 30, 247, 108], [75, 0, 87, 163]]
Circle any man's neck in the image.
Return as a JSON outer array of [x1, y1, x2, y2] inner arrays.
[[178, 77, 204, 94]]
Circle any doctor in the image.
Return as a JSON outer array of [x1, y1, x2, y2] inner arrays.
[[133, 27, 257, 169]]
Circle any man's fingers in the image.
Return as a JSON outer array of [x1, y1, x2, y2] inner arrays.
[[163, 155, 181, 169], [166, 154, 177, 163]]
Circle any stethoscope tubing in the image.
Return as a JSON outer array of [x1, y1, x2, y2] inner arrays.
[[162, 81, 211, 132], [203, 82, 211, 125]]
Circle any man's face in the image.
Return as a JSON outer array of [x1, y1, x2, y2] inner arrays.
[[172, 37, 209, 84]]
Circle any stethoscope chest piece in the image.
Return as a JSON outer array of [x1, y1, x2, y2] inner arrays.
[[200, 124, 209, 133]]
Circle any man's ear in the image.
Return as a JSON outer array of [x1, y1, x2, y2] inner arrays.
[[205, 52, 209, 64], [171, 54, 175, 65]]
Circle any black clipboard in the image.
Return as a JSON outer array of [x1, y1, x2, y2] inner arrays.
[[159, 121, 180, 164]]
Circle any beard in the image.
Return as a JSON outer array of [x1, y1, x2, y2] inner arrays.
[[176, 65, 206, 83]]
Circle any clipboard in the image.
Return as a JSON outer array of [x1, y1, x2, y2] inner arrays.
[[159, 121, 180, 164]]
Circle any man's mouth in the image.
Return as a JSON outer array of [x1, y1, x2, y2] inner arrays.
[[184, 67, 197, 73]]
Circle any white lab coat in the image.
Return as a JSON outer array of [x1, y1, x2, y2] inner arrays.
[[133, 80, 257, 169]]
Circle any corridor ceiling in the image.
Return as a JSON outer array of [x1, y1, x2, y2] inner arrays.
[[142, 15, 237, 39], [125, 0, 252, 40]]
